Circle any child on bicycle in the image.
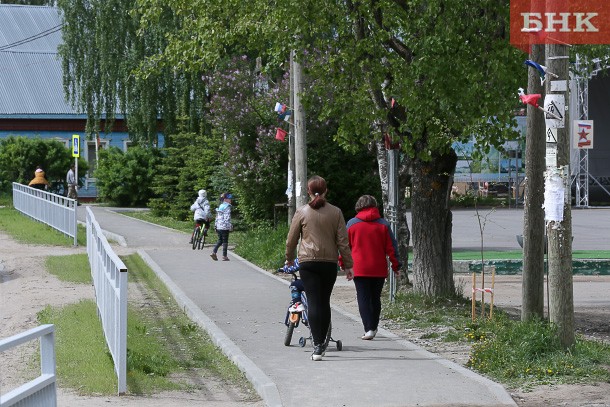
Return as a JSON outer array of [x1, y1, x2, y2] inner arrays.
[[189, 189, 211, 244], [284, 259, 305, 312]]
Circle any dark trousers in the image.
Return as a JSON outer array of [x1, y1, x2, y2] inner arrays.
[[354, 277, 386, 332], [213, 229, 230, 256], [299, 261, 337, 346]]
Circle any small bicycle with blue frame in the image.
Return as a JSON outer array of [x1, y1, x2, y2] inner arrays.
[[277, 260, 342, 351]]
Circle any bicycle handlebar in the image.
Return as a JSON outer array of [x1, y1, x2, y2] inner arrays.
[[277, 259, 300, 274]]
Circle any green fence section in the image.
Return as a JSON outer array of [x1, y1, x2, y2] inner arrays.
[[453, 259, 610, 275]]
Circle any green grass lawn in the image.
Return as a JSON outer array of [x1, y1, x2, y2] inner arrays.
[[0, 205, 86, 246]]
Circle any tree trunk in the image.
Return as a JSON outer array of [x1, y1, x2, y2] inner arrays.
[[410, 149, 457, 296], [522, 44, 546, 321], [397, 154, 411, 286], [376, 140, 410, 286]]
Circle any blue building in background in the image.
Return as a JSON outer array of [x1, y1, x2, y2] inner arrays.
[[0, 4, 163, 199]]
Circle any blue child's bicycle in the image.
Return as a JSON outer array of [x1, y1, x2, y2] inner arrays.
[[278, 260, 343, 351]]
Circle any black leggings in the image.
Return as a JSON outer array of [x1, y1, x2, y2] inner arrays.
[[353, 277, 385, 332], [298, 261, 337, 346]]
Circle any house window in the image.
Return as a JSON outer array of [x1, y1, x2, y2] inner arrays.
[[86, 139, 108, 176], [123, 140, 133, 151], [56, 138, 71, 149]]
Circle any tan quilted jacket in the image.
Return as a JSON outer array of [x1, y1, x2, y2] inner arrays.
[[285, 202, 353, 268]]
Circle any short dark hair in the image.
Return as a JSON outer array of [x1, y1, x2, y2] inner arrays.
[[355, 195, 377, 212]]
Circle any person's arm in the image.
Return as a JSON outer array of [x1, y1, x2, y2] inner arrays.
[[335, 210, 353, 269]]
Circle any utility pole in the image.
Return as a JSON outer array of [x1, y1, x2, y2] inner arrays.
[[293, 53, 308, 208], [287, 52, 296, 223], [522, 44, 546, 321], [545, 41, 575, 348]]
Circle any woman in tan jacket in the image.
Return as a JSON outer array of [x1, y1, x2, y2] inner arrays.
[[285, 175, 353, 361]]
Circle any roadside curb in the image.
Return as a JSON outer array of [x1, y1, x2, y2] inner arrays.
[[137, 249, 282, 407]]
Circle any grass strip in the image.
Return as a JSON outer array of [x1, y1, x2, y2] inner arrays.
[[382, 290, 610, 390], [0, 205, 86, 246]]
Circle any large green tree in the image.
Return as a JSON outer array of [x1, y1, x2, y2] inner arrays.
[[57, 0, 208, 144], [134, 0, 524, 296]]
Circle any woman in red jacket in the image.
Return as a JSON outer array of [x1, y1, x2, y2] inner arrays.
[[346, 195, 401, 340]]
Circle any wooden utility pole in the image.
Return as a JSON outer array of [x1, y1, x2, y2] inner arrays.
[[287, 52, 296, 223], [293, 54, 308, 208], [545, 42, 575, 348], [522, 44, 546, 321]]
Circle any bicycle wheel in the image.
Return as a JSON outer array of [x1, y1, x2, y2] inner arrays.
[[198, 229, 206, 249], [192, 228, 200, 250], [284, 321, 296, 346]]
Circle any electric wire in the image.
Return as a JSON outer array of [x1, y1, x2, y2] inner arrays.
[[0, 23, 63, 51]]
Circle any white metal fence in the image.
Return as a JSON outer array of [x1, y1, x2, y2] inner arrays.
[[12, 183, 77, 246], [86, 207, 128, 394], [0, 325, 57, 407]]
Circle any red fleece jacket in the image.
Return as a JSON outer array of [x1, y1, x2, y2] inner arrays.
[[346, 207, 401, 278]]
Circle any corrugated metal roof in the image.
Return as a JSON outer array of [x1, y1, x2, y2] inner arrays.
[[0, 4, 78, 115]]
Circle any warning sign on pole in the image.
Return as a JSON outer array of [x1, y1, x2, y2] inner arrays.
[[544, 95, 565, 129]]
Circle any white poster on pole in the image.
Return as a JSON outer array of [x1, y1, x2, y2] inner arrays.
[[573, 120, 594, 149], [543, 170, 564, 222]]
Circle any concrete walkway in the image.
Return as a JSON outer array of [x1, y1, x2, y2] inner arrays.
[[80, 206, 527, 407]]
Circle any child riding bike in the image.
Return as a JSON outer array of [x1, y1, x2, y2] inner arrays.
[[189, 189, 211, 244], [284, 259, 305, 312]]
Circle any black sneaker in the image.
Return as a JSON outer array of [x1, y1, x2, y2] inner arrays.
[[311, 344, 326, 361]]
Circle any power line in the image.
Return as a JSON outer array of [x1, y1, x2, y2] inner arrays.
[[0, 49, 57, 55], [0, 23, 63, 51]]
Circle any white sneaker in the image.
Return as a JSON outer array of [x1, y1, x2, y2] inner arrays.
[[289, 302, 305, 313], [361, 329, 377, 340]]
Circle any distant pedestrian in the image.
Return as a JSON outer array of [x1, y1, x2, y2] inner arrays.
[[66, 164, 77, 199], [345, 195, 401, 340], [285, 175, 353, 361], [28, 166, 49, 191], [210, 193, 233, 261]]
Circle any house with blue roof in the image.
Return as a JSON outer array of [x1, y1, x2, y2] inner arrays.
[[0, 4, 156, 198]]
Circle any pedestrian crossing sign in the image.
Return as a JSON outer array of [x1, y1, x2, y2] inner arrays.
[[72, 135, 80, 157]]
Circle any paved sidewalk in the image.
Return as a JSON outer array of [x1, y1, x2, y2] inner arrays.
[[81, 206, 523, 407]]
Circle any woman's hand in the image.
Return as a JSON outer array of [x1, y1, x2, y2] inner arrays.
[[344, 268, 354, 281]]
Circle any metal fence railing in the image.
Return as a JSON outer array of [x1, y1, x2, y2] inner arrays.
[[0, 324, 57, 407], [12, 183, 77, 246], [86, 207, 128, 394]]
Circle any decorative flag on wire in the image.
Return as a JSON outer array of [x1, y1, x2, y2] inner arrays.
[[517, 88, 561, 120], [275, 128, 287, 142], [524, 60, 558, 85], [274, 102, 288, 114]]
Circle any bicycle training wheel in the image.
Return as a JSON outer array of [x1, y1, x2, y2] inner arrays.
[[192, 229, 200, 250]]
